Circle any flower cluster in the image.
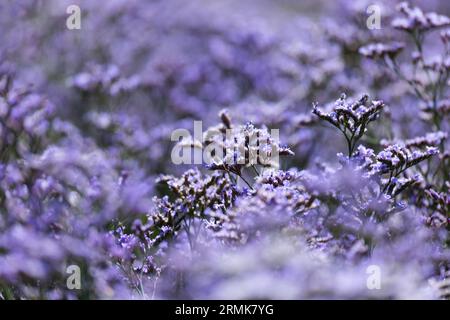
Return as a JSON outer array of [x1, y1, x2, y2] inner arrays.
[[392, 2, 450, 32], [152, 168, 239, 245], [211, 170, 316, 243], [359, 43, 405, 59], [359, 2, 450, 133], [313, 94, 385, 156], [424, 184, 449, 228], [70, 64, 142, 96], [0, 74, 137, 299], [0, 74, 55, 161], [194, 110, 294, 185]]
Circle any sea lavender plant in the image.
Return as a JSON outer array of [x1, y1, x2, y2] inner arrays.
[[360, 2, 449, 195], [312, 93, 385, 156]]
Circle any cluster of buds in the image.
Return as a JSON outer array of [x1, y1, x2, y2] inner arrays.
[[211, 170, 316, 243], [422, 56, 450, 73], [392, 2, 450, 33], [149, 168, 239, 246], [0, 73, 55, 160], [381, 175, 421, 198], [70, 64, 141, 96], [359, 2, 450, 132], [313, 94, 385, 156], [381, 131, 447, 149], [350, 143, 438, 198], [376, 144, 439, 175], [202, 110, 294, 175], [359, 42, 404, 59], [254, 169, 299, 188], [424, 184, 449, 228], [422, 99, 450, 117]]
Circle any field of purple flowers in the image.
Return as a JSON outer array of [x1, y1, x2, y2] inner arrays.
[[0, 0, 449, 300]]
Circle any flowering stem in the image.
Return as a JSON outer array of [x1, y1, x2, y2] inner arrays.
[[238, 174, 254, 190]]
